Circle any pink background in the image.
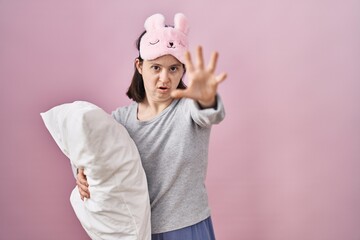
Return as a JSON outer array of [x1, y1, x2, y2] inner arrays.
[[1, 0, 359, 239]]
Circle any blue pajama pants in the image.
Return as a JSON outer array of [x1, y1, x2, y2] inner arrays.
[[151, 216, 216, 240]]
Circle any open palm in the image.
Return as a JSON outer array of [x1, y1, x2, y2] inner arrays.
[[171, 46, 227, 108]]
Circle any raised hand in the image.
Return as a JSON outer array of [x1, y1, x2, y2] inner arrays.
[[171, 46, 227, 108]]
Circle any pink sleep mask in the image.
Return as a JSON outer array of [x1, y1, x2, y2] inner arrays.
[[139, 13, 189, 64]]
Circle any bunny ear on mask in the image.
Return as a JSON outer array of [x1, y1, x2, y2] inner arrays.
[[174, 13, 189, 34], [144, 13, 165, 31]]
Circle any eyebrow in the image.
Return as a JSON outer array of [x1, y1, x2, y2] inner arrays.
[[149, 62, 182, 67]]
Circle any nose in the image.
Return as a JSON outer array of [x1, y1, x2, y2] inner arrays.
[[159, 69, 170, 83]]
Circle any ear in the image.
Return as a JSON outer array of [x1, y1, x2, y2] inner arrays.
[[135, 59, 143, 74], [144, 13, 165, 31], [174, 13, 189, 34]]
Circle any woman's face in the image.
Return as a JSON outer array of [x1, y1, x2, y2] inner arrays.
[[136, 54, 184, 104]]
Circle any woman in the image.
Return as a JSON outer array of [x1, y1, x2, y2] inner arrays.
[[77, 13, 227, 239]]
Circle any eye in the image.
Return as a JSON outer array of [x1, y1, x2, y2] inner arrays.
[[151, 65, 160, 71], [169, 66, 178, 72], [149, 39, 160, 45]]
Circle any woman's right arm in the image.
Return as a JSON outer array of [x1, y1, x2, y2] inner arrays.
[[76, 168, 90, 200]]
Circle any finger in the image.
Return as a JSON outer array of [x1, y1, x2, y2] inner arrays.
[[77, 169, 89, 186], [76, 180, 89, 194], [196, 46, 204, 69], [216, 72, 227, 84], [78, 177, 88, 187], [76, 179, 89, 191], [208, 51, 219, 73], [171, 89, 190, 99], [76, 176, 90, 193], [184, 51, 194, 72], [77, 183, 90, 198], [80, 190, 89, 199]]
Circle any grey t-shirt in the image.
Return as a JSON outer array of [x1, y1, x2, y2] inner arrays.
[[112, 96, 225, 234]]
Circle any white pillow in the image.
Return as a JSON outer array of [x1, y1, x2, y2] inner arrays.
[[41, 101, 151, 240]]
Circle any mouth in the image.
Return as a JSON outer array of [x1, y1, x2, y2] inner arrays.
[[158, 86, 170, 92]]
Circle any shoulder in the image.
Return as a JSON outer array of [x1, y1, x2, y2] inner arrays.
[[111, 102, 137, 125]]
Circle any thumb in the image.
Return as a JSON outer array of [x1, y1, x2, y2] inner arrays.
[[171, 89, 189, 99]]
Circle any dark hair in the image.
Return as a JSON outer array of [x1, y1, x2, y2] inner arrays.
[[126, 30, 187, 102]]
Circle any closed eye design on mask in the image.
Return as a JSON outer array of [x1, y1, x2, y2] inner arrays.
[[178, 41, 186, 47], [149, 40, 160, 45]]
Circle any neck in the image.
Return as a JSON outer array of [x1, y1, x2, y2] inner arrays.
[[137, 98, 173, 121]]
